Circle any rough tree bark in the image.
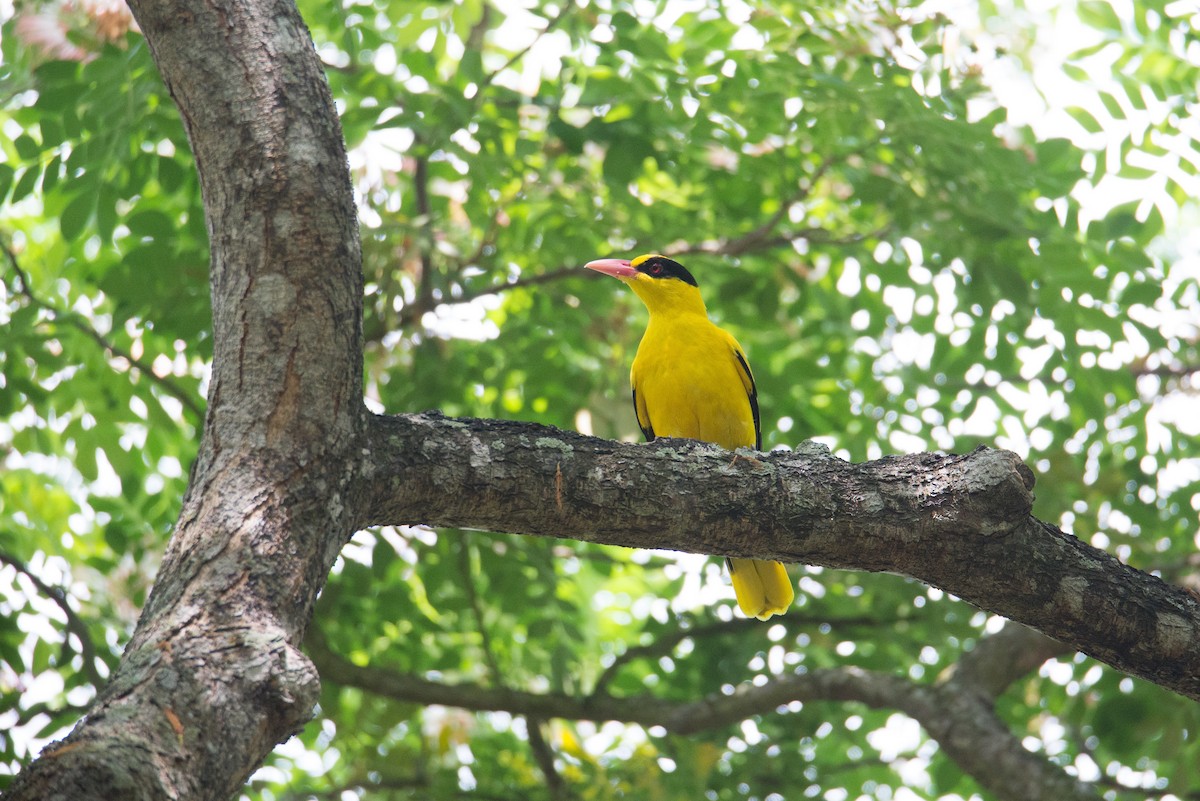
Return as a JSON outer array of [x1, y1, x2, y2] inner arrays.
[[4, 0, 365, 796], [5, 0, 1199, 797], [366, 413, 1200, 702]]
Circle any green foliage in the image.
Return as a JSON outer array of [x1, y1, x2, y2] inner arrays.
[[2, 0, 1198, 799]]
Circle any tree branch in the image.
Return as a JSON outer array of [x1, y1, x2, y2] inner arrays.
[[363, 412, 1200, 702], [526, 717, 569, 801], [394, 265, 580, 329], [306, 632, 1096, 801], [0, 552, 108, 688], [946, 622, 1070, 699]]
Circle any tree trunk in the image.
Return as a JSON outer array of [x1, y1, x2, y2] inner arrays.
[[4, 0, 364, 796]]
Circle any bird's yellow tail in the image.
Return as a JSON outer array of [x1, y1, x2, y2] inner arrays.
[[728, 558, 794, 621]]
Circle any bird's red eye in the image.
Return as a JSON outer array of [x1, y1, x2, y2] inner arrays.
[[648, 263, 663, 275]]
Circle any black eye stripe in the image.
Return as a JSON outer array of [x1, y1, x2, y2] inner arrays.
[[637, 257, 698, 287]]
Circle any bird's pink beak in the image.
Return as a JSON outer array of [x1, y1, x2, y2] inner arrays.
[[585, 258, 638, 278]]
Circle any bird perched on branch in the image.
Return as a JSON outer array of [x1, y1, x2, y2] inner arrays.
[[585, 253, 794, 620]]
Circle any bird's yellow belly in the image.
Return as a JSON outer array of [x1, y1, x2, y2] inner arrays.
[[632, 326, 755, 451]]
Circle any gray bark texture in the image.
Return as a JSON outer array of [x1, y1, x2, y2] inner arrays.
[[4, 0, 365, 796], [3, 0, 1198, 797], [366, 412, 1200, 702]]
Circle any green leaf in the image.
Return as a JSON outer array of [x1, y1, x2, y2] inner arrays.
[[1062, 64, 1092, 83], [602, 138, 651, 184], [41, 154, 63, 194], [1067, 107, 1104, 134], [1098, 91, 1125, 120], [126, 209, 176, 240], [97, 184, 120, 241], [60, 192, 96, 242], [157, 155, 186, 192], [11, 165, 41, 203], [1078, 0, 1123, 33], [0, 164, 14, 202], [33, 59, 82, 85], [13, 134, 41, 160], [1118, 76, 1147, 110], [340, 104, 384, 149]]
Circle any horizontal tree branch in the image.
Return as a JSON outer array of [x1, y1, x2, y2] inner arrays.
[[363, 412, 1200, 701], [307, 626, 1096, 801], [302, 633, 920, 733]]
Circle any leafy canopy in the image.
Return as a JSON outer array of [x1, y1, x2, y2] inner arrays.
[[1, 0, 1198, 798]]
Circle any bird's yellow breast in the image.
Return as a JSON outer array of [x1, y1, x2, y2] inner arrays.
[[631, 311, 756, 451]]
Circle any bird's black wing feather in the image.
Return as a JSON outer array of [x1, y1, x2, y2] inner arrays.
[[632, 387, 655, 442], [733, 348, 761, 450]]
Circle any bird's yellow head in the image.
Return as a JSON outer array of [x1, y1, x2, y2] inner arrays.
[[585, 253, 706, 316]]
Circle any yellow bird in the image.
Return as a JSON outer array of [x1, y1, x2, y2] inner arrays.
[[586, 253, 794, 620]]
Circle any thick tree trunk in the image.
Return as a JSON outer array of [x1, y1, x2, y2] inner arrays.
[[3, 0, 364, 797]]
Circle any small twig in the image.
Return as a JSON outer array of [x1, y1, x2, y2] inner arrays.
[[389, 141, 888, 332], [592, 619, 741, 697], [413, 154, 436, 313], [526, 716, 570, 801], [449, 205, 506, 274], [456, 533, 504, 682], [393, 225, 874, 330], [477, 4, 571, 92], [0, 552, 107, 687], [1132, 362, 1199, 379], [458, 266, 582, 304], [395, 265, 581, 329], [669, 138, 884, 258], [2, 239, 205, 419]]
